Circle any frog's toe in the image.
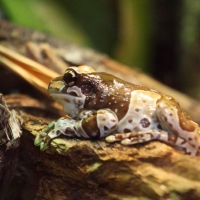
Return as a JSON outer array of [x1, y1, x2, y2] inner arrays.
[[34, 130, 49, 146], [105, 135, 117, 142], [121, 138, 136, 145], [39, 142, 49, 151], [121, 138, 132, 145], [34, 135, 43, 146]]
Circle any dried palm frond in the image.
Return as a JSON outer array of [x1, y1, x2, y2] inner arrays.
[[0, 45, 59, 96]]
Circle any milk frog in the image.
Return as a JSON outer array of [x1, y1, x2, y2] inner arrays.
[[34, 65, 200, 155]]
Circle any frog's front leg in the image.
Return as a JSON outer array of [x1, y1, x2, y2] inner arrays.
[[34, 108, 118, 150], [34, 118, 76, 150]]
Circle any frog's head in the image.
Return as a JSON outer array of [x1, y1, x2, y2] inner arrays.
[[48, 65, 96, 118]]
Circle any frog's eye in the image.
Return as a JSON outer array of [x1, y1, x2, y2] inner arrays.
[[63, 69, 78, 86]]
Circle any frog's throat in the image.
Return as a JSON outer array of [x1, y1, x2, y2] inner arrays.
[[50, 86, 86, 118]]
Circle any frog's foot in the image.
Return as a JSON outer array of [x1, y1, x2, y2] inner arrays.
[[34, 121, 57, 150], [34, 121, 54, 144], [106, 130, 197, 156], [37, 130, 63, 151], [34, 118, 76, 151]]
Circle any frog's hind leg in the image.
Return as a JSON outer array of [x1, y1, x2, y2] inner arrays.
[[156, 96, 200, 155], [106, 129, 197, 155]]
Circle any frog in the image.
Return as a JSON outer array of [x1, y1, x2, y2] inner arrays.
[[34, 65, 200, 155]]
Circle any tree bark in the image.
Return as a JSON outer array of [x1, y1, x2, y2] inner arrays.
[[3, 107, 200, 200]]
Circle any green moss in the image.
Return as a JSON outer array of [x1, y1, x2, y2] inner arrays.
[[86, 162, 102, 173]]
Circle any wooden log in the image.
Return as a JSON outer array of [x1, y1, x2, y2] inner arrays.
[[3, 107, 200, 200]]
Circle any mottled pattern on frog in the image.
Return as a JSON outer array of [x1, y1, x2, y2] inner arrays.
[[156, 95, 200, 151], [117, 90, 160, 134], [78, 109, 118, 138], [75, 72, 150, 121]]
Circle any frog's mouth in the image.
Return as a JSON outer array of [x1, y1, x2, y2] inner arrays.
[[49, 84, 86, 118]]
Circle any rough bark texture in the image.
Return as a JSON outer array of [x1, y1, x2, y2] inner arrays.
[[3, 108, 200, 200], [0, 21, 200, 200]]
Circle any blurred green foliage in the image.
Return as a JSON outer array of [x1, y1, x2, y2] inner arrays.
[[2, 1, 200, 101], [0, 0, 152, 72]]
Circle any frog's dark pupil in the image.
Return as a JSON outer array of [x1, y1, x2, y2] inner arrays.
[[63, 69, 78, 86]]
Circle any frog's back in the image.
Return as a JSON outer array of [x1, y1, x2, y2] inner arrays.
[[86, 72, 162, 123], [91, 72, 151, 95]]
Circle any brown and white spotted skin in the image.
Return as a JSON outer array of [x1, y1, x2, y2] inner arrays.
[[34, 65, 200, 155]]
